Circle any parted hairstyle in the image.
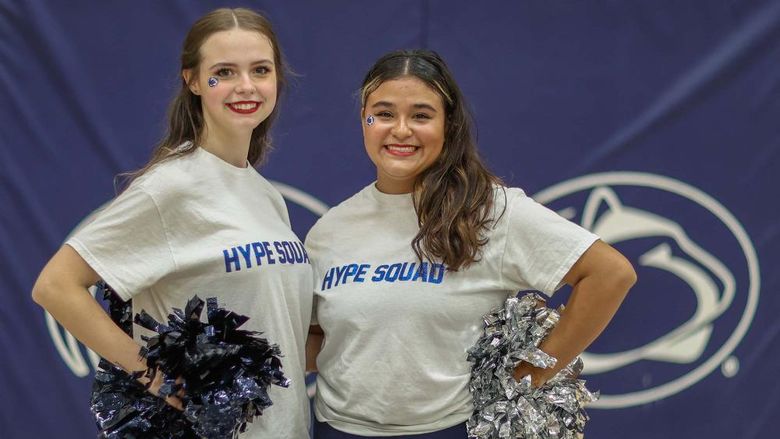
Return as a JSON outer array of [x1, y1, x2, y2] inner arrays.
[[124, 8, 286, 184], [360, 50, 505, 271]]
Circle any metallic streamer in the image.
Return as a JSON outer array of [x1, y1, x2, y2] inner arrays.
[[467, 293, 598, 439], [90, 284, 289, 438]]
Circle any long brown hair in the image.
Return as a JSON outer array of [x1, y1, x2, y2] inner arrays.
[[122, 8, 287, 186], [360, 50, 504, 271]]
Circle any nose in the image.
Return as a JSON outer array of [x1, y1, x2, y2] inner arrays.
[[234, 73, 256, 95], [391, 117, 412, 140]]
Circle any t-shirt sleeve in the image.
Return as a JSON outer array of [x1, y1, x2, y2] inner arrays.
[[500, 191, 599, 296], [66, 185, 176, 301]]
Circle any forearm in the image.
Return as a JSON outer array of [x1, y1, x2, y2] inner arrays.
[[306, 325, 324, 372], [32, 246, 147, 373], [514, 241, 637, 385], [35, 284, 146, 372], [535, 270, 634, 379]]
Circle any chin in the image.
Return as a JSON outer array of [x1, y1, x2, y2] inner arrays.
[[234, 118, 264, 130]]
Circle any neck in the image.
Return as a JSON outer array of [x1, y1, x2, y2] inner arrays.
[[199, 126, 252, 168], [375, 175, 415, 194]]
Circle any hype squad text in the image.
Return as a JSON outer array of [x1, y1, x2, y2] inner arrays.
[[320, 261, 446, 291], [223, 240, 309, 273]]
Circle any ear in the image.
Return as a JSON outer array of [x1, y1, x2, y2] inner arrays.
[[582, 187, 623, 230], [183, 69, 200, 95], [360, 107, 368, 136]]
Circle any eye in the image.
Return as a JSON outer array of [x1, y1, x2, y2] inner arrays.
[[376, 111, 393, 118], [215, 68, 234, 77], [254, 66, 272, 75], [413, 113, 432, 120]]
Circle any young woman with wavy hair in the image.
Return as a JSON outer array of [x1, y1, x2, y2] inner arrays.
[[32, 8, 313, 437], [305, 49, 636, 438]]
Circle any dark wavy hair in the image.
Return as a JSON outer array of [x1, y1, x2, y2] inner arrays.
[[360, 50, 504, 271], [123, 8, 287, 185]]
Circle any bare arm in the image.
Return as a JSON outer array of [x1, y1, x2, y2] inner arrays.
[[32, 245, 182, 408], [514, 240, 636, 386], [306, 324, 324, 373]]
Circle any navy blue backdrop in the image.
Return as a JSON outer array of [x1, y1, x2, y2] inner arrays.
[[2, 1, 778, 437]]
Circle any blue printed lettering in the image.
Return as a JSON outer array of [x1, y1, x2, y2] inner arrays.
[[223, 248, 241, 273], [252, 242, 265, 265], [274, 242, 287, 263], [321, 267, 335, 290], [372, 265, 388, 281], [263, 242, 275, 264], [342, 264, 359, 283], [355, 264, 370, 282], [429, 263, 445, 284], [291, 242, 304, 263], [282, 241, 297, 263], [385, 263, 401, 282], [333, 265, 346, 287], [237, 244, 253, 268], [398, 262, 414, 281], [222, 239, 310, 274], [412, 262, 428, 282], [319, 260, 446, 289]]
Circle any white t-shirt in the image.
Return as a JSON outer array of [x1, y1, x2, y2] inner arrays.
[[67, 147, 313, 439], [305, 183, 598, 436]]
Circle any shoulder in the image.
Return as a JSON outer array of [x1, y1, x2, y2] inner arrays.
[[251, 170, 284, 197], [305, 185, 373, 245], [488, 185, 581, 234], [499, 185, 552, 213], [133, 154, 197, 198], [497, 186, 528, 205], [252, 172, 291, 224], [486, 185, 528, 221], [317, 184, 374, 223]]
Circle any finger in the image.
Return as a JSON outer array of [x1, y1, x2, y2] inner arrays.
[[175, 376, 186, 398], [165, 395, 184, 411], [513, 367, 531, 382]]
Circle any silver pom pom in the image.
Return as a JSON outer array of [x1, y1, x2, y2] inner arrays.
[[467, 294, 598, 439]]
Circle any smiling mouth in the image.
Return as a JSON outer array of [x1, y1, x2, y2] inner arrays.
[[226, 101, 261, 114], [385, 144, 419, 156]]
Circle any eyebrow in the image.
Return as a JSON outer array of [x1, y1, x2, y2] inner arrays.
[[208, 60, 274, 69], [370, 101, 438, 112]]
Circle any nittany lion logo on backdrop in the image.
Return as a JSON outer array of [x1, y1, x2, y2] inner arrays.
[[535, 172, 760, 409]]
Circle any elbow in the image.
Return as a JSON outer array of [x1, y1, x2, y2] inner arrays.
[[32, 266, 70, 309], [613, 256, 637, 293], [32, 246, 98, 309], [590, 250, 636, 298], [31, 273, 55, 308]]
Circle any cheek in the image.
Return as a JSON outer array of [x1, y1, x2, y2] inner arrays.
[[202, 91, 226, 112], [369, 127, 393, 151], [259, 77, 278, 99], [421, 125, 445, 148], [202, 80, 229, 100]]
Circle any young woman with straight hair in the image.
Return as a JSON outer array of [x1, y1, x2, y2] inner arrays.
[[33, 8, 313, 438]]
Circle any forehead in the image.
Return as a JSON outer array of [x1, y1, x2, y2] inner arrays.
[[199, 28, 274, 64], [367, 77, 443, 109]]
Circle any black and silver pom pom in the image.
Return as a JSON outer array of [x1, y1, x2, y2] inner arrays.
[[90, 284, 289, 439]]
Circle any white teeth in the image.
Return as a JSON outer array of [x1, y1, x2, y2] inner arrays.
[[231, 103, 257, 110], [387, 145, 416, 152]]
